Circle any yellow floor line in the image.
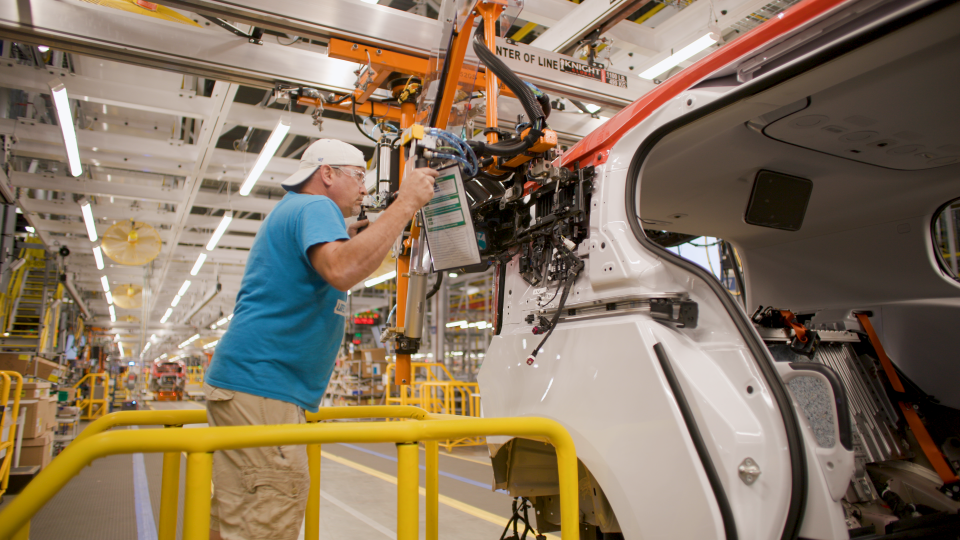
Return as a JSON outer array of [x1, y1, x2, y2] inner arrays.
[[320, 451, 559, 540]]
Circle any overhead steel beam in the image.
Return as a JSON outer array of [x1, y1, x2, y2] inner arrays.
[[7, 119, 197, 163], [150, 82, 238, 314], [19, 197, 179, 224], [192, 192, 278, 215], [0, 60, 213, 119], [0, 0, 361, 91], [10, 172, 183, 204], [1, 0, 641, 114], [187, 215, 262, 234], [148, 0, 441, 55], [531, 0, 657, 54]]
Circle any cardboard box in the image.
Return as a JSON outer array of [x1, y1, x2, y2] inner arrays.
[[361, 348, 387, 362], [57, 387, 76, 402], [18, 431, 54, 469], [0, 354, 62, 381], [43, 396, 58, 431], [17, 399, 49, 439], [20, 381, 51, 400]]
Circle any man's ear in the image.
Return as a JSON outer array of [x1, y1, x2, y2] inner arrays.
[[318, 165, 336, 188]]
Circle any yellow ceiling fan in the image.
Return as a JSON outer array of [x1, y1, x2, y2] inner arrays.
[[112, 284, 143, 309], [101, 219, 162, 266]]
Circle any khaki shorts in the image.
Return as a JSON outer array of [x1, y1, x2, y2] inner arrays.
[[204, 383, 309, 540]]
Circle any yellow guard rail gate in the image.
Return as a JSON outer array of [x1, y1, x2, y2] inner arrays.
[[0, 406, 578, 540]]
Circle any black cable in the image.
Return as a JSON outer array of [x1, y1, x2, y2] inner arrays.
[[352, 99, 379, 143], [425, 272, 443, 300], [525, 276, 575, 365]]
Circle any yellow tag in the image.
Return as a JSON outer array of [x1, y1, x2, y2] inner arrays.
[[47, 374, 58, 382], [18, 354, 29, 360]]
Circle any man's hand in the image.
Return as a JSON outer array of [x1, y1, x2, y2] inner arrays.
[[347, 219, 369, 238], [395, 167, 439, 212], [310, 166, 439, 291]]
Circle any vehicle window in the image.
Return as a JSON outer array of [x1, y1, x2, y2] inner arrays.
[[653, 234, 745, 307], [933, 198, 960, 281]]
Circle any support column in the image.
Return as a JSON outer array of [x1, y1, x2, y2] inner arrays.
[[425, 440, 439, 540], [396, 442, 419, 540], [157, 442, 181, 540], [182, 452, 213, 540], [305, 443, 323, 540]]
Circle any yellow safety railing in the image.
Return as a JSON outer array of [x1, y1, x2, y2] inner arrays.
[[385, 362, 484, 450], [74, 373, 109, 420], [0, 406, 579, 540], [0, 244, 45, 335], [0, 371, 23, 501], [38, 283, 64, 356]]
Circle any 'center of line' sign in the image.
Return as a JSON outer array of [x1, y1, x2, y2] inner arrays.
[[493, 42, 629, 89]]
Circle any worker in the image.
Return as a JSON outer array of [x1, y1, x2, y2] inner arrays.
[[203, 138, 438, 540]]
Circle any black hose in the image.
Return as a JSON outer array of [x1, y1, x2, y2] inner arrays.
[[352, 99, 379, 144], [425, 272, 443, 300], [473, 25, 546, 157]]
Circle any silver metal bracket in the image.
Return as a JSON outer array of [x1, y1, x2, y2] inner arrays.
[[738, 457, 761, 485]]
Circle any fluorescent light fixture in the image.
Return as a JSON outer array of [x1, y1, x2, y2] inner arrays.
[[100, 275, 110, 292], [109, 304, 116, 322], [190, 253, 207, 275], [177, 280, 192, 297], [583, 103, 602, 114], [227, 313, 233, 320], [448, 273, 458, 278], [171, 295, 181, 307], [239, 119, 290, 196], [25, 226, 35, 233], [206, 212, 233, 251], [189, 334, 200, 342], [79, 200, 98, 241], [128, 360, 135, 366], [445, 320, 468, 328], [216, 317, 229, 327], [48, 79, 82, 177], [143, 342, 151, 353], [364, 270, 397, 288], [160, 308, 173, 323], [639, 33, 720, 80], [118, 342, 125, 357], [38, 46, 49, 53], [203, 339, 219, 350], [92, 246, 104, 270], [105, 291, 114, 305], [150, 334, 157, 341]]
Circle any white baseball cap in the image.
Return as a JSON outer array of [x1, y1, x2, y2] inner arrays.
[[280, 139, 367, 191]]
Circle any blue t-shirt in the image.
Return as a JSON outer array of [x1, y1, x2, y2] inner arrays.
[[206, 192, 350, 411]]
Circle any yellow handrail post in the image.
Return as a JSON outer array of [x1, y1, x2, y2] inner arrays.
[[395, 442, 419, 540], [183, 452, 213, 540], [158, 425, 182, 540], [0, 371, 23, 500], [305, 443, 322, 540], [11, 522, 28, 540], [425, 440, 439, 540]]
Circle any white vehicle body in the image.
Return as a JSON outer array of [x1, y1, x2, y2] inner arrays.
[[477, 0, 960, 538]]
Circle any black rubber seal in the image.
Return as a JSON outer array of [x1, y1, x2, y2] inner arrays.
[[654, 343, 739, 540], [788, 362, 853, 451]]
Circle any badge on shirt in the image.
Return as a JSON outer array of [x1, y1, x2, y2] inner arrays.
[[334, 299, 348, 317]]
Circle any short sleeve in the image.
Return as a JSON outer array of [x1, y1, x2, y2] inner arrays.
[[299, 198, 350, 257]]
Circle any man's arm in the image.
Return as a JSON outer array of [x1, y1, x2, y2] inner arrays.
[[309, 167, 438, 291]]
